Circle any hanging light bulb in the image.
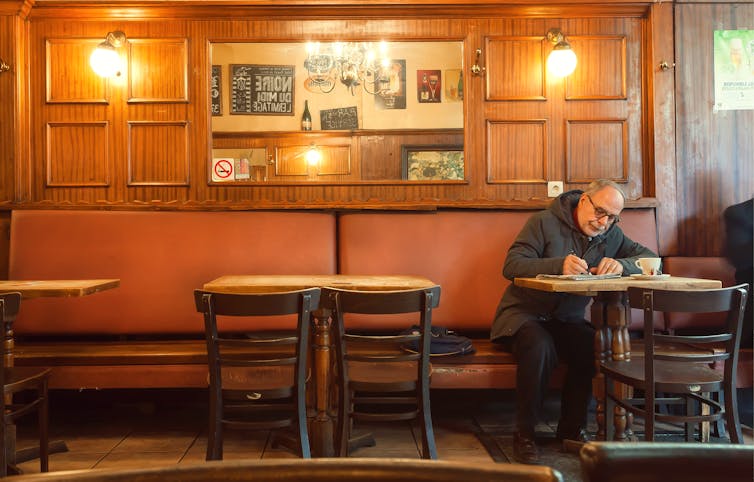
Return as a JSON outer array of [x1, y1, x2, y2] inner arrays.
[[546, 28, 577, 77], [90, 31, 126, 78]]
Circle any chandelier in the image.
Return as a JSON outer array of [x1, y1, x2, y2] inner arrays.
[[303, 41, 395, 97]]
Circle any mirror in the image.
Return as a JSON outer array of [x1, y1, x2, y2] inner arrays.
[[210, 41, 464, 184]]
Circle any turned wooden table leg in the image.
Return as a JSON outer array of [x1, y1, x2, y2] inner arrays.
[[604, 291, 632, 441], [592, 291, 634, 441], [310, 308, 334, 457], [591, 296, 609, 441]]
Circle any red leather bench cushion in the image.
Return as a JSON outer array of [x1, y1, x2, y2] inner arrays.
[[338, 209, 659, 332], [662, 256, 737, 331], [9, 210, 337, 335]]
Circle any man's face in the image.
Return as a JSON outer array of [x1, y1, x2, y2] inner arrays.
[[575, 187, 624, 237]]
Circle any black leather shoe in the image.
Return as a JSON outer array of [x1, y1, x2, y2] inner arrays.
[[556, 426, 590, 443], [512, 431, 540, 464]]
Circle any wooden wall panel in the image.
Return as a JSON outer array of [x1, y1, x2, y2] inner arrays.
[[566, 119, 627, 182], [480, 17, 643, 201], [675, 2, 754, 256], [46, 39, 108, 103], [486, 120, 547, 183], [13, 6, 660, 211], [486, 36, 545, 100], [566, 36, 626, 100], [0, 15, 16, 205], [46, 122, 110, 186], [127, 121, 190, 186], [128, 38, 189, 103]]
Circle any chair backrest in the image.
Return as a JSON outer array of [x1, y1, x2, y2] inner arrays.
[[580, 441, 754, 482], [0, 292, 22, 370], [9, 457, 565, 481], [194, 288, 321, 392], [628, 284, 749, 383], [324, 286, 441, 366]]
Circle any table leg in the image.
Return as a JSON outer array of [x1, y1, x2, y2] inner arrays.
[[310, 308, 334, 457], [590, 297, 609, 441], [592, 292, 634, 441]]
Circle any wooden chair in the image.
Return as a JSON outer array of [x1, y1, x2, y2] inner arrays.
[[0, 292, 51, 476], [8, 457, 565, 481], [600, 284, 748, 443], [324, 286, 441, 459], [194, 288, 320, 460], [579, 441, 754, 482]]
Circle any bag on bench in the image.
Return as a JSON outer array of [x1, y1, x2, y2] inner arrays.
[[400, 325, 476, 356]]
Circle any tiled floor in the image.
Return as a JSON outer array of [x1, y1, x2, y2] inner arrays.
[[13, 388, 753, 480]]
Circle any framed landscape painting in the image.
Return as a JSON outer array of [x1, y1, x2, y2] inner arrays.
[[401, 145, 464, 181]]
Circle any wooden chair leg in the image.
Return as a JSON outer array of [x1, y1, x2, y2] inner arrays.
[[39, 381, 49, 473], [725, 385, 743, 444], [700, 394, 710, 443]]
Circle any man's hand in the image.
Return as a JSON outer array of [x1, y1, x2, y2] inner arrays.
[[563, 254, 589, 275], [590, 257, 624, 275]]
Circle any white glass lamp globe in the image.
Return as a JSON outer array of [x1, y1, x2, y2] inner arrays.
[[90, 44, 121, 78], [547, 48, 577, 77]]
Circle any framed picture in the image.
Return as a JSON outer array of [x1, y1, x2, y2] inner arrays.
[[230, 64, 294, 115], [401, 145, 464, 181]]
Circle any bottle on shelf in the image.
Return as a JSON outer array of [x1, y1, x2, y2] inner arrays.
[[301, 100, 312, 131], [457, 71, 463, 100], [420, 73, 429, 101]]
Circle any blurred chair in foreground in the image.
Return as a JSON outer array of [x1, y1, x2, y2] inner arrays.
[[324, 286, 440, 459], [11, 457, 564, 481], [194, 288, 320, 460], [1, 292, 51, 476], [600, 285, 748, 442], [580, 441, 754, 482]]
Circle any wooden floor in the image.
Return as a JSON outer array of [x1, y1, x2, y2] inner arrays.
[[13, 388, 754, 481]]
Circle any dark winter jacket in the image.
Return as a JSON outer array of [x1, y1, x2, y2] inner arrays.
[[490, 190, 657, 341]]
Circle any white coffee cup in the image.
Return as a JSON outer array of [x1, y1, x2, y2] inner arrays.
[[635, 257, 661, 276]]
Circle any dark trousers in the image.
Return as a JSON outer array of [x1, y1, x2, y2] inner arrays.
[[505, 319, 596, 437]]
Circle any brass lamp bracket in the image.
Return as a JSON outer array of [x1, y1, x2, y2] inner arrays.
[[470, 48, 486, 76]]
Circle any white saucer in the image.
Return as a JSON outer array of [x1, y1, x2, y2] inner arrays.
[[630, 274, 670, 280]]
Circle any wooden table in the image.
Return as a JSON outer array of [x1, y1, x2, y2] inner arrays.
[[0, 279, 120, 473], [514, 275, 722, 441], [203, 274, 436, 457]]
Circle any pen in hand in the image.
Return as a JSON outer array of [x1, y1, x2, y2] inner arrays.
[[565, 250, 589, 275]]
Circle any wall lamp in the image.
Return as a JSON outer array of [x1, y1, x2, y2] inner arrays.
[[0, 58, 10, 74], [305, 144, 322, 166], [546, 28, 577, 77], [90, 30, 127, 78]]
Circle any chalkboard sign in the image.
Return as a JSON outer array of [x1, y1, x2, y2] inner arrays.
[[320, 106, 359, 130], [230, 64, 294, 116], [210, 65, 222, 116]]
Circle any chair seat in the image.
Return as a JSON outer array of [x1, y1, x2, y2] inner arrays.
[[601, 359, 723, 393]]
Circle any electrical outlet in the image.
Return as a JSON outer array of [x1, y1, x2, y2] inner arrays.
[[547, 181, 564, 197]]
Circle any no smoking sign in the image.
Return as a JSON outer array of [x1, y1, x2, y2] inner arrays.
[[212, 158, 234, 182]]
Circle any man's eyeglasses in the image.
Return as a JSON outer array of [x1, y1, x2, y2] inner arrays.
[[585, 194, 620, 224]]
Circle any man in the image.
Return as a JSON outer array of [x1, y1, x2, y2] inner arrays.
[[491, 179, 656, 464], [723, 198, 753, 427]]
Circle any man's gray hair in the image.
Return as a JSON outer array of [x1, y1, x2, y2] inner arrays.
[[584, 179, 626, 201]]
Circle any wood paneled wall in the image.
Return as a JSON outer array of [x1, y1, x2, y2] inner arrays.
[[675, 1, 754, 256], [20, 8, 658, 206], [14, 0, 754, 255]]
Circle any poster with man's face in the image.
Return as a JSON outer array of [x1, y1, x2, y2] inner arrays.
[[713, 30, 754, 111]]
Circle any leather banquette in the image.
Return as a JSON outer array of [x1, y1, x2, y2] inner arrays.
[[6, 207, 696, 391]]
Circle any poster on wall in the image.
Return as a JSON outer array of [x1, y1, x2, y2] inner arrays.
[[417, 70, 441, 103], [713, 30, 754, 111], [230, 64, 295, 115], [210, 65, 222, 116]]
